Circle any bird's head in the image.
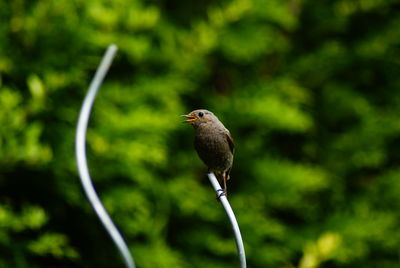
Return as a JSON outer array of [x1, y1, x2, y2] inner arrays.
[[181, 109, 215, 127]]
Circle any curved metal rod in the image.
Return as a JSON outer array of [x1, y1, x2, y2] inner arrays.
[[75, 44, 136, 268], [207, 172, 246, 268]]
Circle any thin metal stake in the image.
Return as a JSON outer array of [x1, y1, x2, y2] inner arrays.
[[75, 44, 136, 268], [207, 172, 247, 268]]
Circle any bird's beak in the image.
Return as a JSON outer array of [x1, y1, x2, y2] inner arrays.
[[181, 114, 198, 123]]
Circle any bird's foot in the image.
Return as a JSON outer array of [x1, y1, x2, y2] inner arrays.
[[216, 189, 226, 200]]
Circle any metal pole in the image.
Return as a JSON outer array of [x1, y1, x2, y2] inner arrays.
[[75, 44, 136, 268], [207, 172, 246, 268]]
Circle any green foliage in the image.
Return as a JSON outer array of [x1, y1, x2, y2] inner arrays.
[[1, 0, 399, 267]]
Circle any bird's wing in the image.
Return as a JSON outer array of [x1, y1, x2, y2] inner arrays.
[[225, 131, 235, 154]]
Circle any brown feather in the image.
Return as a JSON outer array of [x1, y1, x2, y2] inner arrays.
[[183, 109, 234, 195]]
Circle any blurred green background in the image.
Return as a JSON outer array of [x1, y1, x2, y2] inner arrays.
[[1, 0, 400, 267]]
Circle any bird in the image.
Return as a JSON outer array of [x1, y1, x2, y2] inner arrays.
[[181, 109, 234, 197]]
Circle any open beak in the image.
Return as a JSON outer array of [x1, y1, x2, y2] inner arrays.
[[181, 114, 198, 123]]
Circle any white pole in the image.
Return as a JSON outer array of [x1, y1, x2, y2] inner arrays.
[[207, 172, 247, 268], [75, 44, 136, 268]]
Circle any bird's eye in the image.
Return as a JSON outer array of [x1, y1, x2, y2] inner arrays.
[[198, 112, 204, 117]]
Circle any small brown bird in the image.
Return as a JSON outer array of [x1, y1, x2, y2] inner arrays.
[[181, 109, 234, 196]]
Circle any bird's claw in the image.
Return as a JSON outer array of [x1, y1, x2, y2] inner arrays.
[[216, 189, 226, 200]]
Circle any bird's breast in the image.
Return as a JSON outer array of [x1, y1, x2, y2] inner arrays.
[[194, 125, 233, 171]]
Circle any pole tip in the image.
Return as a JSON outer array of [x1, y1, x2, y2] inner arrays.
[[108, 44, 118, 53]]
